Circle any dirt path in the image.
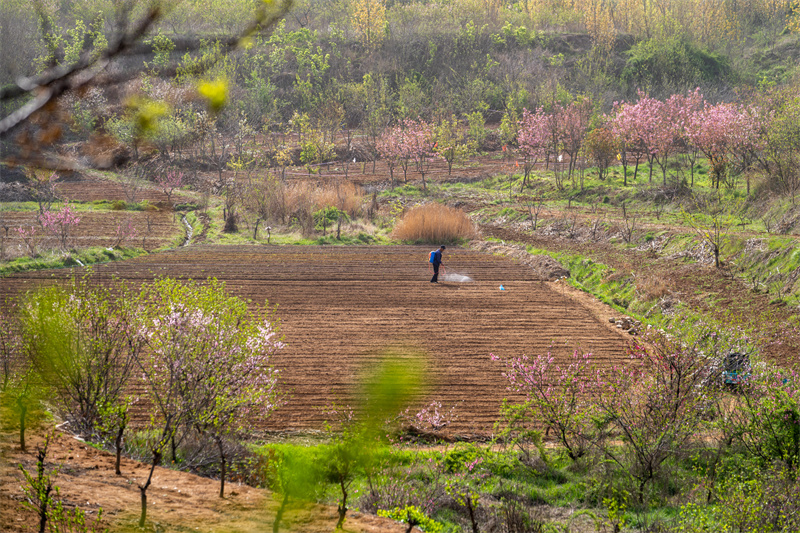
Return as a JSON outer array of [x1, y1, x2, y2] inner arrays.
[[480, 223, 799, 365]]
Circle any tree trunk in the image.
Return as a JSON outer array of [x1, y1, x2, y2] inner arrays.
[[115, 423, 125, 475], [216, 437, 226, 498], [139, 450, 161, 528], [273, 492, 289, 533], [224, 210, 237, 233], [466, 497, 479, 533], [335, 480, 348, 529], [139, 486, 148, 528], [638, 478, 647, 505], [18, 398, 27, 452]]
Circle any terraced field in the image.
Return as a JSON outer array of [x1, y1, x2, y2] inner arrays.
[[0, 245, 631, 436], [0, 210, 181, 255]]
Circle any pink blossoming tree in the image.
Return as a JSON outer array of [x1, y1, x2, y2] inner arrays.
[[516, 108, 549, 191], [39, 203, 81, 251], [492, 349, 602, 462], [134, 277, 284, 524], [398, 119, 439, 191]]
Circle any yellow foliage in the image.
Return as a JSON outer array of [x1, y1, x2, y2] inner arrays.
[[788, 0, 800, 33], [197, 77, 229, 113], [125, 96, 170, 135], [352, 0, 386, 48]]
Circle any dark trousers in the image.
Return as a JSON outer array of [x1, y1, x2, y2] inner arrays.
[[431, 263, 440, 282]]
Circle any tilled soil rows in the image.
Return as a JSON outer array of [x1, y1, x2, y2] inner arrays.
[[0, 211, 182, 257], [1, 245, 630, 436]]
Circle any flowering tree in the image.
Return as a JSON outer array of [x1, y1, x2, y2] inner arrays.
[[611, 103, 644, 186], [19, 273, 141, 437], [558, 98, 594, 188], [596, 327, 722, 503], [135, 277, 283, 508], [687, 101, 765, 191], [399, 119, 439, 191], [38, 203, 81, 251], [155, 170, 184, 213], [492, 349, 602, 462], [516, 108, 549, 191], [650, 89, 705, 186], [377, 131, 403, 189], [16, 226, 41, 257], [111, 218, 137, 249], [612, 92, 663, 184], [402, 400, 459, 435]]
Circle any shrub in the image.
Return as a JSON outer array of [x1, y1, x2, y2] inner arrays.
[[391, 203, 477, 243], [281, 180, 365, 235], [19, 274, 140, 436], [378, 505, 444, 533]]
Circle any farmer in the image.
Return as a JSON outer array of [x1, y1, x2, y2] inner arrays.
[[430, 245, 446, 283]]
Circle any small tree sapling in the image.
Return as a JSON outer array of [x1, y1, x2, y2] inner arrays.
[[270, 447, 321, 533], [595, 325, 723, 503], [19, 433, 58, 533], [491, 349, 602, 462], [19, 273, 140, 436], [322, 349, 428, 529], [136, 277, 284, 502], [38, 203, 81, 251], [156, 170, 184, 215]]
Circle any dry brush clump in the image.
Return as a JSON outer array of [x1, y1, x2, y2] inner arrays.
[[392, 203, 478, 243], [245, 175, 365, 235]]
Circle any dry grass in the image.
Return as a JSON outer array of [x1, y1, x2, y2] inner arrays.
[[392, 203, 478, 243], [285, 180, 364, 218], [639, 276, 671, 300], [247, 176, 365, 235]]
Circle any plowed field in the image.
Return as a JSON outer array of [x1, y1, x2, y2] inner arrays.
[[56, 176, 190, 204], [0, 211, 181, 257], [0, 245, 631, 436]]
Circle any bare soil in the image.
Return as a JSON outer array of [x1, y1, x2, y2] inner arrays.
[[0, 210, 181, 257], [0, 245, 631, 435], [0, 427, 414, 533]]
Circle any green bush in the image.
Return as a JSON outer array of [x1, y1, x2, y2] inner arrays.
[[622, 35, 730, 95], [378, 506, 443, 533]]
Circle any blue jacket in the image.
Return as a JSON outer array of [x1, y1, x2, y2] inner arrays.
[[432, 249, 442, 266]]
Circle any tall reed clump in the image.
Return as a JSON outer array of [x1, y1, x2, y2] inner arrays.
[[392, 203, 477, 243]]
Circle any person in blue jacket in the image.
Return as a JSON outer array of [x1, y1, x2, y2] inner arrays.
[[430, 245, 445, 283]]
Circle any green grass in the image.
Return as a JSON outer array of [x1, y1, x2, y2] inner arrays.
[[380, 184, 426, 198], [0, 246, 145, 277], [522, 245, 644, 315], [244, 437, 718, 532]]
